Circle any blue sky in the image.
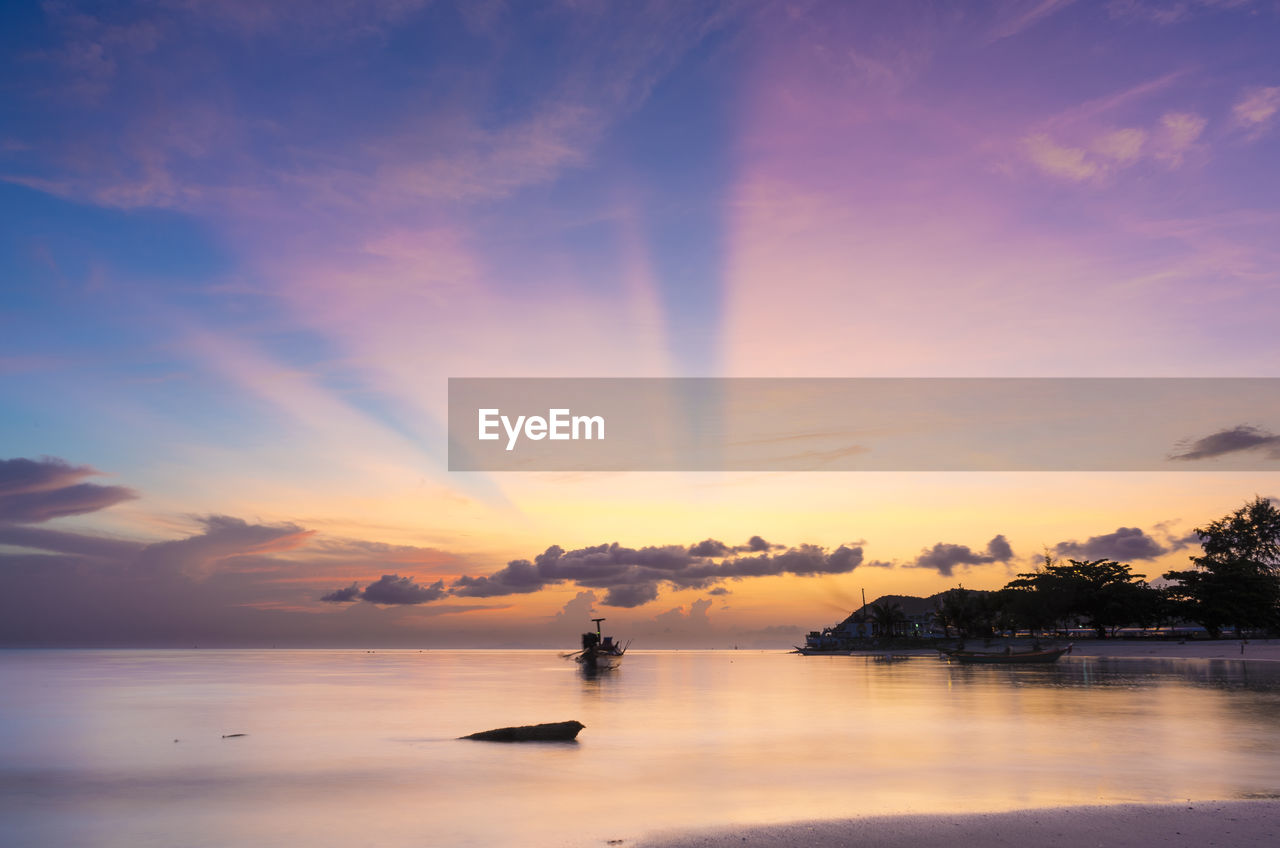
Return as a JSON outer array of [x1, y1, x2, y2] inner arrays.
[[1, 0, 1278, 645]]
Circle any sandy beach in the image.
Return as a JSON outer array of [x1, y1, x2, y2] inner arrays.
[[637, 642, 1280, 848], [848, 638, 1280, 662], [1068, 638, 1280, 661], [636, 801, 1280, 848]]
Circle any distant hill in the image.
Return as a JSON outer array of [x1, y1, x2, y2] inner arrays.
[[832, 590, 995, 628]]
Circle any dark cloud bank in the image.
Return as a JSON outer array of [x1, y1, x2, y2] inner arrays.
[[362, 574, 447, 604], [325, 537, 866, 608], [3, 455, 1205, 646], [451, 538, 867, 607], [324, 533, 1014, 608], [0, 457, 469, 645], [1053, 526, 1197, 562]]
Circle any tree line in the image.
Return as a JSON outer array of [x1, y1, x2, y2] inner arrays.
[[896, 497, 1280, 640]]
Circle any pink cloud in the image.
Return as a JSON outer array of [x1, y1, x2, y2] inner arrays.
[[718, 10, 1274, 379], [1233, 86, 1280, 137], [1024, 133, 1100, 181], [1153, 111, 1206, 166]]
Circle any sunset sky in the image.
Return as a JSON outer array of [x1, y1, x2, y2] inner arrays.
[[2, 0, 1278, 647]]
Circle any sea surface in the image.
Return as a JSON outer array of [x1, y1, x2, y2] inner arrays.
[[2, 649, 1279, 847]]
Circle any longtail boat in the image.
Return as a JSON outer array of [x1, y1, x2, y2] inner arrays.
[[939, 644, 1071, 664], [563, 618, 628, 671]]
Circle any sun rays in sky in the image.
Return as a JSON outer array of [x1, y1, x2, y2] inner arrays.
[[1, 1, 1278, 645]]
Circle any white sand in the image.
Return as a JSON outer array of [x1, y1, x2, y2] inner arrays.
[[851, 638, 1280, 662], [636, 801, 1280, 848], [1069, 638, 1280, 661]]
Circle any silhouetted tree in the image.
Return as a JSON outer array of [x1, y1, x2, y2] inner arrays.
[[932, 597, 953, 638], [933, 587, 994, 638], [991, 601, 1022, 638], [999, 554, 1063, 634], [1005, 556, 1155, 638], [1163, 497, 1280, 638]]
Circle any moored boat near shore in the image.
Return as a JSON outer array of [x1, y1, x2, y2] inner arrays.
[[791, 645, 852, 655], [939, 644, 1071, 664]]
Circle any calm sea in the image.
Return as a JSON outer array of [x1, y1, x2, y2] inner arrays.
[[2, 649, 1279, 847]]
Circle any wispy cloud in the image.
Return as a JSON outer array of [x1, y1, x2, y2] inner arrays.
[[988, 0, 1078, 42], [1233, 86, 1280, 138], [1024, 133, 1101, 182], [0, 524, 145, 560], [0, 457, 137, 524], [1092, 127, 1147, 163], [1153, 111, 1206, 166], [136, 515, 314, 578], [1023, 110, 1205, 183], [0, 455, 497, 644], [370, 103, 601, 204], [1108, 0, 1257, 26]]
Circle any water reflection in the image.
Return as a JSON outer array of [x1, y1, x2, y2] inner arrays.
[[576, 660, 623, 694], [1, 650, 1278, 848]]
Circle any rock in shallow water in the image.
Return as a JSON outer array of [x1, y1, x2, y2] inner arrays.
[[461, 720, 584, 742]]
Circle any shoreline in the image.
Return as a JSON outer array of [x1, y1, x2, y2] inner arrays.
[[843, 638, 1280, 662], [3, 641, 1277, 660], [1065, 637, 1280, 661], [634, 800, 1280, 848]]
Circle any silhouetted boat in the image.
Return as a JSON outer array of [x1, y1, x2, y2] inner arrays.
[[565, 618, 628, 670], [939, 645, 1071, 664]]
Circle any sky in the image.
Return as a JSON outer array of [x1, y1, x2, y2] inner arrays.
[[1, 0, 1279, 647]]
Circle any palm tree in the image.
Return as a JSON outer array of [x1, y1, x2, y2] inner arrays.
[[869, 601, 907, 638], [935, 587, 978, 638]]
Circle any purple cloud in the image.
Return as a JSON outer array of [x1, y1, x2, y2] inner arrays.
[[603, 584, 660, 608], [0, 457, 93, 494], [360, 574, 447, 605], [0, 462, 494, 644], [450, 539, 867, 606], [689, 538, 732, 557], [1169, 426, 1280, 461], [909, 535, 1013, 576], [1055, 526, 1168, 561], [320, 583, 361, 603], [137, 515, 313, 576], [0, 457, 137, 524], [0, 524, 145, 560]]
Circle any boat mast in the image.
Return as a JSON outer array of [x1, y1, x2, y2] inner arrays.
[[592, 617, 606, 637]]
